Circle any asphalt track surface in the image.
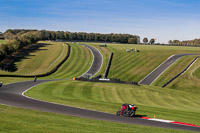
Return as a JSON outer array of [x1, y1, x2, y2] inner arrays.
[[0, 44, 200, 132], [139, 53, 200, 85]]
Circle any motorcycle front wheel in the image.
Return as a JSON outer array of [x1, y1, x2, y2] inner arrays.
[[116, 110, 121, 116]]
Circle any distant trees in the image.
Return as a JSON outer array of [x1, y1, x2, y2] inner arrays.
[[168, 39, 200, 46], [143, 37, 148, 44], [3, 29, 140, 44]]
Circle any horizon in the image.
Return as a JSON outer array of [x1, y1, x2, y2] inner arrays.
[[1, 0, 200, 43]]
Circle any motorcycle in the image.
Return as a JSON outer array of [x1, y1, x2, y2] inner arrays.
[[116, 104, 137, 117]]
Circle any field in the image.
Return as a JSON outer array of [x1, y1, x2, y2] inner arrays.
[[26, 80, 200, 126], [0, 105, 190, 133]]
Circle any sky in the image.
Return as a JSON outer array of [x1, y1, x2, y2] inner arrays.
[[0, 0, 200, 43]]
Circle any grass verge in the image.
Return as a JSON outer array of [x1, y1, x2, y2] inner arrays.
[[0, 104, 192, 133]]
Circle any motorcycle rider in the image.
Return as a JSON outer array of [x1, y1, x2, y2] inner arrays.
[[128, 104, 135, 110]]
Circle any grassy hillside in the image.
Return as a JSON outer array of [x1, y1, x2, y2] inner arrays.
[[152, 56, 198, 87], [0, 105, 190, 133], [103, 43, 200, 82], [26, 80, 200, 126], [0, 42, 93, 84], [0, 41, 68, 76]]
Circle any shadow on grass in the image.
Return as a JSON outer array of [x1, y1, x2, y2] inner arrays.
[[0, 43, 52, 72]]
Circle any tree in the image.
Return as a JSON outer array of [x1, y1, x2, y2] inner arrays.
[[149, 38, 155, 45], [143, 37, 148, 44]]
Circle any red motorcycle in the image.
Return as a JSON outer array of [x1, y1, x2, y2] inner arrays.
[[116, 104, 137, 117]]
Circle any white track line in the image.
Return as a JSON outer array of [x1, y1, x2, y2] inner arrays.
[[141, 117, 200, 127]]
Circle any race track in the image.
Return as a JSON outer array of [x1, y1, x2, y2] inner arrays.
[[139, 53, 200, 85], [0, 80, 200, 132], [0, 45, 200, 132]]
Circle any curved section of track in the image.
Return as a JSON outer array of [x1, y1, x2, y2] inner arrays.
[[79, 44, 103, 78], [139, 53, 200, 85], [0, 81, 200, 132]]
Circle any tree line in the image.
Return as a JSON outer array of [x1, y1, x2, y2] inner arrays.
[[0, 29, 140, 66], [168, 39, 200, 46], [3, 29, 140, 44]]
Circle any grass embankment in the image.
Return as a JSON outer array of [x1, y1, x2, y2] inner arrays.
[[162, 57, 200, 93], [26, 80, 200, 126], [100, 43, 200, 82], [0, 39, 6, 44], [0, 41, 67, 76], [0, 105, 190, 133]]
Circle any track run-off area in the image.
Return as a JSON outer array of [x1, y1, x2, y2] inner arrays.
[[0, 43, 200, 132]]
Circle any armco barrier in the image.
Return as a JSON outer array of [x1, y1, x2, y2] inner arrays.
[[104, 52, 113, 78], [0, 43, 71, 78], [162, 57, 199, 88], [75, 77, 139, 86]]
